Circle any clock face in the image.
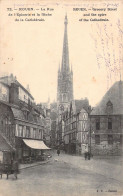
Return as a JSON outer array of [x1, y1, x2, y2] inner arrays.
[[59, 104, 64, 111]]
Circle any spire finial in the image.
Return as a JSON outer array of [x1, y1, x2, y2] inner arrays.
[[71, 63, 73, 74], [58, 62, 61, 72], [64, 13, 68, 25]]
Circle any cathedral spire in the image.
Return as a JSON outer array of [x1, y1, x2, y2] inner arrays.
[[58, 62, 61, 73], [61, 14, 70, 73], [57, 15, 74, 113], [71, 63, 73, 74]]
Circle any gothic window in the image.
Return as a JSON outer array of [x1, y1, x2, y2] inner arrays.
[[96, 118, 100, 130], [106, 100, 113, 114], [108, 118, 112, 129], [59, 104, 64, 111]]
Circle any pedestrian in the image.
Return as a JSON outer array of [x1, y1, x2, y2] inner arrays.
[[13, 160, 19, 179], [84, 152, 87, 160], [88, 152, 90, 160], [57, 149, 60, 156]]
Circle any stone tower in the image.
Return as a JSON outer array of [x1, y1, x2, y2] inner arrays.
[[57, 15, 73, 114]]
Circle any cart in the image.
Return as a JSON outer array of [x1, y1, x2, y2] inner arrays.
[[0, 151, 19, 179]]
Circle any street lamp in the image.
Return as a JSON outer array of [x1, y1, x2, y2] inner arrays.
[[89, 114, 94, 159]]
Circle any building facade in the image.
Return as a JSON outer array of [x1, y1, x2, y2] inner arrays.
[[0, 74, 49, 163], [90, 81, 123, 155], [57, 99, 90, 154]]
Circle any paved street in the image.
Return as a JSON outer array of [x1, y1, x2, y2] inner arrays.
[[0, 152, 123, 196]]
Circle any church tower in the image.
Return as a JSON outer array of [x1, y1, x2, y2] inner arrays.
[[57, 15, 74, 114]]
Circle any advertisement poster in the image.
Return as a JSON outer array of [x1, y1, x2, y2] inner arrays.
[[0, 0, 123, 196]]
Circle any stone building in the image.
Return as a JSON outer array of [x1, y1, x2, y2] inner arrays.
[[0, 74, 49, 163], [50, 111, 58, 147], [37, 100, 52, 146], [57, 99, 91, 154], [57, 15, 73, 114], [90, 81, 123, 155]]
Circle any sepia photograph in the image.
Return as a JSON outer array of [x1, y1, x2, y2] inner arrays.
[[0, 0, 123, 195]]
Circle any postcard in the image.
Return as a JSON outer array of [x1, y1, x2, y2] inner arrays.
[[0, 0, 123, 196]]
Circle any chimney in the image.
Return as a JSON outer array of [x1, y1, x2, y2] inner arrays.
[[9, 83, 19, 105]]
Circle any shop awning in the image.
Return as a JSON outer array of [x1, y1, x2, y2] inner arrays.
[[23, 139, 50, 150]]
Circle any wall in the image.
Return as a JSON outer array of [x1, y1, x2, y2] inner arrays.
[[90, 115, 123, 155], [0, 103, 15, 146], [0, 83, 9, 102], [19, 86, 33, 104]]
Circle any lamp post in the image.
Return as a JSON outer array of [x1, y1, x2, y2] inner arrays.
[[89, 109, 94, 159], [89, 115, 91, 157]]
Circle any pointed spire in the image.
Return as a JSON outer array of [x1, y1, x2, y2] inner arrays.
[[47, 94, 50, 109], [71, 63, 73, 73], [64, 13, 68, 25], [120, 70, 121, 81], [61, 14, 70, 73], [58, 62, 61, 73]]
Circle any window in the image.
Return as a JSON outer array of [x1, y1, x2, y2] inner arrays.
[[108, 118, 112, 129], [39, 130, 42, 139], [106, 101, 113, 114], [96, 118, 100, 130], [26, 126, 30, 138], [33, 128, 36, 139], [95, 135, 100, 144], [108, 135, 113, 145], [18, 125, 23, 137]]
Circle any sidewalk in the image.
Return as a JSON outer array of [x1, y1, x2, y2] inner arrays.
[[20, 159, 50, 170], [52, 152, 123, 183]]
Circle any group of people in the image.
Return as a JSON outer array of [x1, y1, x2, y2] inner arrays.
[[84, 152, 93, 160], [56, 148, 92, 160]]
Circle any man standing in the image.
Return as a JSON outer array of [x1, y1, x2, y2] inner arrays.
[[57, 148, 60, 156]]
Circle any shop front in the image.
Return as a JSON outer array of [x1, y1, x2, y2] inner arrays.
[[15, 138, 50, 163]]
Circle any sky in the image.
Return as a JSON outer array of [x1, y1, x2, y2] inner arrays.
[[0, 0, 123, 106]]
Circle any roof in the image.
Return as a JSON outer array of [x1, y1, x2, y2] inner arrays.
[[0, 100, 45, 127], [0, 75, 34, 100], [15, 80, 34, 100], [11, 107, 25, 120], [91, 81, 123, 115], [0, 81, 10, 88], [74, 99, 89, 114]]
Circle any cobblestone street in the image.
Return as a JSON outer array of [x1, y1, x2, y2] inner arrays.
[[0, 152, 123, 196]]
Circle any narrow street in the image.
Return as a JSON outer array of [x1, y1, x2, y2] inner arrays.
[[0, 152, 123, 196]]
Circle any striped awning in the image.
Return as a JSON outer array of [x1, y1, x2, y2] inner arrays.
[[23, 139, 50, 150]]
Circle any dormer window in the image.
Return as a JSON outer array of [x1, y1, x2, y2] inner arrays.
[[106, 100, 113, 114]]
